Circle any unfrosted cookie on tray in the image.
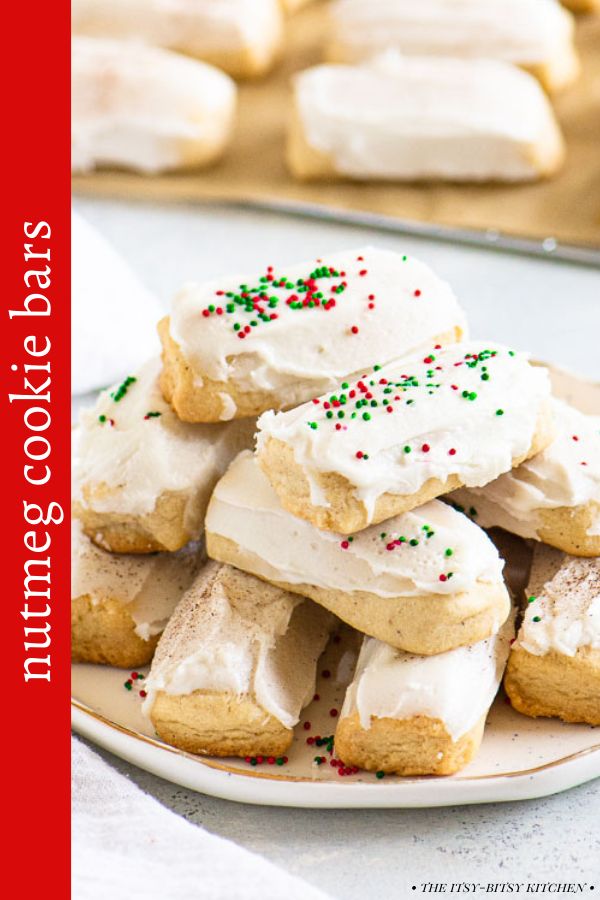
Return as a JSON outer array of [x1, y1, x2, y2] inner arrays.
[[288, 55, 565, 183], [256, 341, 554, 534], [159, 246, 467, 422], [335, 615, 514, 776], [449, 400, 600, 557], [71, 521, 204, 668], [206, 452, 511, 655], [505, 546, 600, 726], [72, 0, 283, 79], [71, 37, 236, 174], [143, 561, 335, 758], [325, 0, 579, 93], [73, 357, 256, 554]]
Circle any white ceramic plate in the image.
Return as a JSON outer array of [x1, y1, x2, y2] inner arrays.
[[72, 641, 600, 809], [71, 364, 600, 808]]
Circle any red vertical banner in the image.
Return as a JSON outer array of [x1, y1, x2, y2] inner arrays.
[[2, 2, 70, 894]]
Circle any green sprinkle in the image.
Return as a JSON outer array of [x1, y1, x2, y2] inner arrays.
[[528, 595, 536, 603], [98, 414, 106, 423], [496, 409, 504, 416], [469, 507, 478, 517], [532, 616, 541, 623], [409, 539, 419, 547], [308, 422, 318, 430], [403, 446, 411, 454], [376, 771, 385, 779], [445, 548, 453, 557], [362, 412, 371, 421], [276, 757, 285, 766]]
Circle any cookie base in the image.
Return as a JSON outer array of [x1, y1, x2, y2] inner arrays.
[[335, 711, 486, 776], [206, 532, 511, 655], [150, 690, 292, 757], [71, 594, 158, 668], [505, 645, 600, 726], [535, 502, 600, 557], [257, 404, 555, 535]]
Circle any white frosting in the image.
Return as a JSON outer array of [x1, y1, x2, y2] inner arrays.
[[143, 561, 333, 727], [74, 357, 256, 529], [206, 452, 505, 598], [450, 399, 600, 540], [341, 614, 514, 741], [71, 521, 203, 639], [72, 36, 236, 174], [257, 341, 552, 522], [294, 55, 564, 182], [72, 0, 283, 67], [168, 246, 466, 407], [517, 545, 600, 657], [328, 0, 575, 68]]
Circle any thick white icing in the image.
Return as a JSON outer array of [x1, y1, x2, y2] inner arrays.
[[294, 55, 564, 181], [340, 614, 514, 741], [168, 246, 467, 406], [74, 357, 256, 525], [517, 545, 600, 657], [71, 521, 203, 639], [257, 341, 552, 521], [143, 561, 333, 727], [72, 0, 283, 66], [72, 37, 236, 174], [450, 399, 600, 539], [206, 452, 506, 598], [328, 0, 576, 69]]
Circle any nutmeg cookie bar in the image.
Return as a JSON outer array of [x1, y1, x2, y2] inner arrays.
[[449, 400, 600, 557], [257, 341, 554, 534], [73, 357, 255, 553], [72, 37, 236, 174], [72, 0, 283, 79], [206, 452, 511, 655], [144, 561, 335, 757], [288, 56, 565, 182], [71, 521, 204, 668], [326, 0, 579, 93], [504, 545, 600, 726], [335, 615, 514, 776], [159, 246, 466, 422]]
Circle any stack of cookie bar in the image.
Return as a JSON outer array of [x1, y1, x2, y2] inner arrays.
[[72, 245, 600, 775]]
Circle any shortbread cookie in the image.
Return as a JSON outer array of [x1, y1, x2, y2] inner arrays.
[[144, 561, 335, 757], [257, 341, 554, 534], [71, 521, 204, 668], [288, 55, 565, 183], [72, 37, 236, 174], [335, 615, 514, 776], [72, 0, 283, 79], [561, 1, 600, 12], [73, 357, 255, 554], [326, 0, 579, 93], [206, 452, 511, 654], [505, 545, 600, 726], [159, 246, 466, 422], [449, 400, 600, 557]]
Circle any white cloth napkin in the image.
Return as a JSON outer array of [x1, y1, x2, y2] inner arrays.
[[72, 210, 162, 395], [72, 737, 331, 900]]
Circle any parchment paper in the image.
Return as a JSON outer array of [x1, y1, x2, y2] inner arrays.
[[72, 6, 600, 248]]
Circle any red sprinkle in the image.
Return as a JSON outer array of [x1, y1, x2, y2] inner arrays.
[[448, 448, 456, 456], [267, 757, 276, 764], [340, 540, 350, 550], [351, 326, 359, 334], [303, 721, 311, 730], [322, 669, 331, 679], [414, 289, 421, 297], [313, 694, 320, 702], [330, 709, 339, 718], [439, 574, 448, 582], [421, 444, 430, 453]]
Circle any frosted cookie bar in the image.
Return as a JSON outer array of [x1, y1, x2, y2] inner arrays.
[[71, 521, 204, 668], [159, 246, 466, 422], [72, 37, 236, 174], [206, 452, 511, 655], [72, 0, 283, 79], [257, 341, 554, 534], [449, 400, 600, 557], [335, 616, 514, 776], [288, 55, 565, 182], [504, 545, 600, 726], [73, 358, 255, 554], [144, 561, 335, 757], [326, 0, 579, 93]]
